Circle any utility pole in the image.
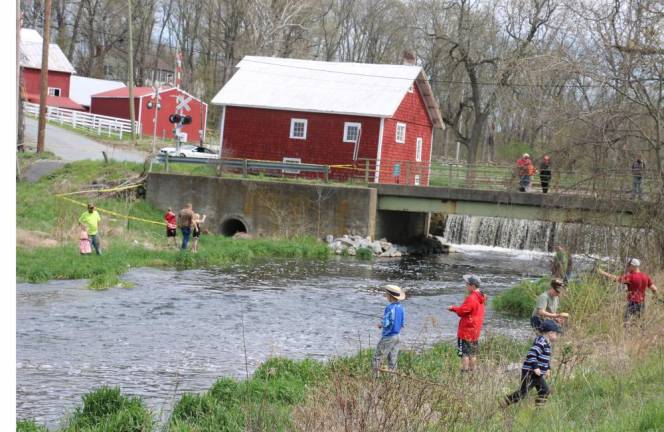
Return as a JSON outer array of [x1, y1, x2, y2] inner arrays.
[[36, 0, 52, 153], [17, 0, 24, 151], [127, 0, 136, 146]]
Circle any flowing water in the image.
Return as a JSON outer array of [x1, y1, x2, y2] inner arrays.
[[442, 214, 648, 256], [17, 248, 553, 428]]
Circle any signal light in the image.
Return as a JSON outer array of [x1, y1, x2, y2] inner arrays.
[[168, 114, 182, 124]]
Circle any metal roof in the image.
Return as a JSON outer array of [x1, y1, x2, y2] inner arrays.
[[91, 87, 163, 98], [70, 76, 126, 106], [19, 28, 76, 74], [211, 56, 444, 128]]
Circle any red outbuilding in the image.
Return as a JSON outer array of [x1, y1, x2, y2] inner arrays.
[[211, 56, 444, 185], [89, 86, 208, 144], [19, 28, 85, 111]]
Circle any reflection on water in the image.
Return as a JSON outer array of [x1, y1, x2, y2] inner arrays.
[[17, 247, 553, 427]]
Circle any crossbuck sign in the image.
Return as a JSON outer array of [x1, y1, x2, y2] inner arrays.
[[176, 95, 193, 112]]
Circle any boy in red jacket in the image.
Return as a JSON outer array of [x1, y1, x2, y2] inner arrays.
[[448, 274, 486, 372]]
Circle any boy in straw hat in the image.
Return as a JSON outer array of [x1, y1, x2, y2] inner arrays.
[[372, 284, 406, 374]]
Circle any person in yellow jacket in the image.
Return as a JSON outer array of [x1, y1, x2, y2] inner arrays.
[[78, 203, 102, 255]]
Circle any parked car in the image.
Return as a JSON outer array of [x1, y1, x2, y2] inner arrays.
[[159, 145, 219, 159]]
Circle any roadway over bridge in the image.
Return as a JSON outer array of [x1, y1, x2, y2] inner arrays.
[[374, 184, 636, 227], [146, 173, 639, 244]]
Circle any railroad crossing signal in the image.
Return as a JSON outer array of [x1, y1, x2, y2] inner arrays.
[[176, 95, 193, 112], [168, 114, 192, 125]]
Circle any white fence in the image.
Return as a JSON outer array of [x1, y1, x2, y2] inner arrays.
[[23, 102, 141, 139]]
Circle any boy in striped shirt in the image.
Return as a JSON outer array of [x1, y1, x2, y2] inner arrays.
[[504, 320, 561, 406]]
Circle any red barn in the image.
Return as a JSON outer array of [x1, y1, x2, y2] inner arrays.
[[19, 28, 85, 110], [89, 86, 208, 144], [211, 56, 443, 185]]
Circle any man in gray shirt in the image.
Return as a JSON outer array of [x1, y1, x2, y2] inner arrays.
[[530, 279, 569, 331]]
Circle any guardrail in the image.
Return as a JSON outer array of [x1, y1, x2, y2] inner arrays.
[[23, 102, 140, 139], [152, 153, 661, 199], [154, 154, 330, 181]]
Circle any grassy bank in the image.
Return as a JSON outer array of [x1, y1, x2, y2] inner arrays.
[[492, 277, 550, 318], [17, 275, 664, 431], [16, 159, 329, 288]]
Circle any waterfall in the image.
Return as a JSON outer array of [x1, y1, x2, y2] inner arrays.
[[441, 214, 648, 256]]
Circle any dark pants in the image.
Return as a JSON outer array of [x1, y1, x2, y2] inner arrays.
[[180, 227, 191, 250], [90, 234, 101, 255], [519, 175, 530, 192], [505, 370, 550, 406], [540, 174, 551, 193], [625, 302, 644, 321]]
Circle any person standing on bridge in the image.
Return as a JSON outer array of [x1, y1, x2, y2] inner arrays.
[[178, 203, 195, 251], [631, 155, 646, 200], [597, 258, 658, 321], [448, 275, 486, 373], [516, 153, 532, 192], [539, 155, 552, 193]]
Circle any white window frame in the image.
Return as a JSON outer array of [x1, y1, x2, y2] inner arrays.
[[395, 122, 406, 144], [48, 87, 61, 97], [282, 157, 302, 174], [343, 122, 362, 143], [290, 118, 308, 140], [415, 137, 423, 162], [414, 175, 421, 185]]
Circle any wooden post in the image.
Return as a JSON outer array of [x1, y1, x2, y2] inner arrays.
[[365, 160, 370, 183], [242, 159, 248, 177], [127, 0, 136, 146], [324, 165, 329, 183], [36, 0, 53, 153]]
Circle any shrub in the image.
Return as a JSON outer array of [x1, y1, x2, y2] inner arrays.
[[63, 386, 152, 432], [16, 420, 47, 432], [492, 277, 550, 318], [356, 247, 373, 260]]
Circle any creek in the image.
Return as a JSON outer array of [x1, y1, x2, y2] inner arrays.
[[17, 248, 552, 428]]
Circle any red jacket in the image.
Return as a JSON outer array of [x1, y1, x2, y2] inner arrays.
[[450, 290, 486, 341]]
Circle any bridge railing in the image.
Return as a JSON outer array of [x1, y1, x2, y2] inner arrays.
[[152, 153, 661, 199], [339, 158, 661, 198], [154, 154, 331, 181]]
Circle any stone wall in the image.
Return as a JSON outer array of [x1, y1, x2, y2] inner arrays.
[[146, 173, 378, 238]]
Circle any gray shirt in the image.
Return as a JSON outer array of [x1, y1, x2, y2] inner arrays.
[[532, 291, 559, 318]]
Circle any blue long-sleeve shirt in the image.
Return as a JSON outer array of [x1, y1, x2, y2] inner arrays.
[[522, 335, 552, 373], [382, 302, 405, 337]]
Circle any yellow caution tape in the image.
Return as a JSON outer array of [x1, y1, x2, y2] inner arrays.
[[55, 183, 144, 197], [55, 184, 166, 227]]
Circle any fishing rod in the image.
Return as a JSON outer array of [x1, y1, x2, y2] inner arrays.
[[328, 306, 381, 319]]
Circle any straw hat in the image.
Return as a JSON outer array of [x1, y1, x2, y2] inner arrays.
[[384, 284, 406, 300]]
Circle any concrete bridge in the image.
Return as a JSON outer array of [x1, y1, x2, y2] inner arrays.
[[146, 173, 636, 243]]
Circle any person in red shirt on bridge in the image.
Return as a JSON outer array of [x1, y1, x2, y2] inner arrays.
[[448, 274, 486, 372], [598, 258, 658, 321]]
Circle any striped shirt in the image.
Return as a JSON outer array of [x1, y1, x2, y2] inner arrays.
[[522, 335, 552, 373]]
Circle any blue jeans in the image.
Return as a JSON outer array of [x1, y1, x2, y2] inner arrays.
[[180, 227, 191, 250], [632, 176, 643, 199], [519, 175, 531, 192], [90, 234, 101, 255]]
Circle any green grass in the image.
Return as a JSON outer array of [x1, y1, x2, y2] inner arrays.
[[16, 160, 331, 288], [25, 333, 664, 431], [492, 277, 550, 318], [61, 386, 153, 432]]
